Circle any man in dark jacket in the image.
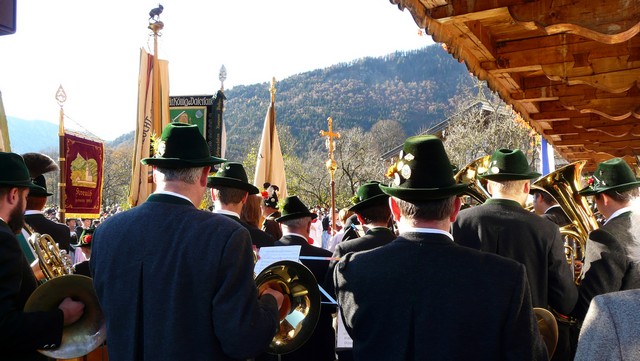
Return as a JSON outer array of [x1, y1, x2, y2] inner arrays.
[[572, 158, 640, 321], [208, 162, 275, 249], [325, 180, 395, 361], [259, 195, 336, 361], [452, 148, 577, 316], [0, 152, 84, 361], [91, 123, 283, 361], [334, 136, 548, 361]]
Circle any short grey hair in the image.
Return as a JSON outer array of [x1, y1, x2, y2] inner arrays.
[[280, 217, 311, 229], [155, 167, 204, 184]]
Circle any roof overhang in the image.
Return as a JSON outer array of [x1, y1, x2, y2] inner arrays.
[[390, 0, 640, 172]]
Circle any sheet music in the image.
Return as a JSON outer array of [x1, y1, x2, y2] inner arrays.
[[336, 309, 353, 350], [254, 245, 302, 275]]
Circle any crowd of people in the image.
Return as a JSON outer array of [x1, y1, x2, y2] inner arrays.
[[0, 121, 639, 361]]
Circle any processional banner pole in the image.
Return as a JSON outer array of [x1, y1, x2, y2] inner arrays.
[[320, 117, 340, 236], [56, 85, 67, 223]]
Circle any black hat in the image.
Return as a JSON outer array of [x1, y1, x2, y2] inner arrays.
[[29, 175, 53, 197], [379, 135, 469, 200], [262, 183, 280, 208], [479, 148, 540, 181], [0, 152, 47, 193], [578, 158, 640, 196], [72, 227, 94, 248], [141, 123, 226, 168], [275, 196, 318, 222], [206, 162, 259, 194], [349, 181, 389, 212]]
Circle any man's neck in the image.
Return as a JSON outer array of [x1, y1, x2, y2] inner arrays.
[[214, 202, 243, 215]]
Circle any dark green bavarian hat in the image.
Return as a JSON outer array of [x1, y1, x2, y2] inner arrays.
[[478, 148, 540, 181], [141, 122, 225, 168], [0, 152, 47, 193], [275, 195, 318, 222], [348, 181, 388, 212], [578, 158, 640, 196], [379, 135, 469, 200], [29, 175, 53, 197], [206, 162, 260, 194]]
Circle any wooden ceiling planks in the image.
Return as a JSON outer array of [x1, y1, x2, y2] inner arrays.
[[391, 0, 640, 171]]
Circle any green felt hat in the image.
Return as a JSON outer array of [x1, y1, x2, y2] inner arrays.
[[0, 152, 47, 193], [275, 196, 318, 222], [206, 162, 259, 194], [348, 181, 388, 212], [28, 175, 53, 197], [141, 123, 226, 168], [479, 148, 540, 181], [379, 135, 469, 200], [578, 158, 640, 196], [72, 227, 94, 248]]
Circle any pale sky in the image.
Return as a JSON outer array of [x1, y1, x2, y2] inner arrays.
[[0, 0, 432, 140]]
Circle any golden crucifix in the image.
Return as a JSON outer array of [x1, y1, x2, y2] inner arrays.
[[320, 117, 340, 235]]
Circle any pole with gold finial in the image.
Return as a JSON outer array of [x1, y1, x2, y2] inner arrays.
[[56, 85, 67, 223], [148, 7, 165, 137], [270, 77, 276, 104], [320, 117, 341, 236]]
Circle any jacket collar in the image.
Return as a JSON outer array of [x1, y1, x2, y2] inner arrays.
[[485, 198, 522, 208], [147, 193, 194, 207]]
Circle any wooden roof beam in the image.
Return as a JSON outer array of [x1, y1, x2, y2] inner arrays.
[[428, 0, 531, 20]]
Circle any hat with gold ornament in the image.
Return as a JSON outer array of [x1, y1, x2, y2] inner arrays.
[[141, 122, 225, 168], [348, 181, 388, 212], [380, 135, 469, 200], [478, 148, 540, 181]]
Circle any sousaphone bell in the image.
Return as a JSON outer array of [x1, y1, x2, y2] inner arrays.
[[255, 260, 321, 355], [24, 274, 106, 359]]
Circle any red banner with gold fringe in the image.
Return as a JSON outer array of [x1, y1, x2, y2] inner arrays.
[[63, 133, 104, 219]]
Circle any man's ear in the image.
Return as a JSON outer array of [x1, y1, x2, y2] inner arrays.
[[389, 197, 401, 222], [356, 213, 365, 226], [450, 197, 462, 222], [199, 166, 211, 187]]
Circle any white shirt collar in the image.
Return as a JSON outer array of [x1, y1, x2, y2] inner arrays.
[[154, 190, 194, 205], [24, 210, 44, 216], [397, 224, 454, 241], [604, 206, 634, 225], [282, 231, 308, 240], [213, 209, 240, 218]]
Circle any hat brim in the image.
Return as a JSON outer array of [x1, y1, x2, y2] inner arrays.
[[29, 189, 54, 197], [207, 177, 259, 194], [380, 183, 470, 201], [578, 180, 640, 196], [275, 212, 318, 223], [0, 179, 47, 193], [479, 171, 541, 181], [348, 194, 389, 212], [141, 156, 226, 168]]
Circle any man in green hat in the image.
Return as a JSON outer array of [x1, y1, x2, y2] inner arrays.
[[334, 136, 547, 360], [324, 181, 394, 296], [257, 195, 336, 361], [0, 151, 85, 361], [571, 158, 640, 322], [452, 148, 577, 317], [90, 123, 284, 360], [207, 162, 275, 249]]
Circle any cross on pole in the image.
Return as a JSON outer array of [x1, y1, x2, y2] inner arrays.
[[320, 117, 340, 236]]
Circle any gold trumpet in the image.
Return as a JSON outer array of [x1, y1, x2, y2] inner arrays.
[[24, 232, 106, 359], [532, 161, 599, 282], [255, 260, 321, 355]]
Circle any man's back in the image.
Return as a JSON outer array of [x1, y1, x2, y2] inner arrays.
[[91, 195, 278, 361], [25, 213, 71, 252], [452, 199, 577, 314], [335, 232, 548, 361]]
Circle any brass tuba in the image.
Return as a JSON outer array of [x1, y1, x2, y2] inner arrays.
[[255, 260, 321, 355], [24, 232, 106, 359], [454, 155, 492, 205], [532, 161, 599, 282]]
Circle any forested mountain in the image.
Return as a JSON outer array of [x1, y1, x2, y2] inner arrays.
[[223, 44, 471, 161], [8, 44, 471, 161]]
